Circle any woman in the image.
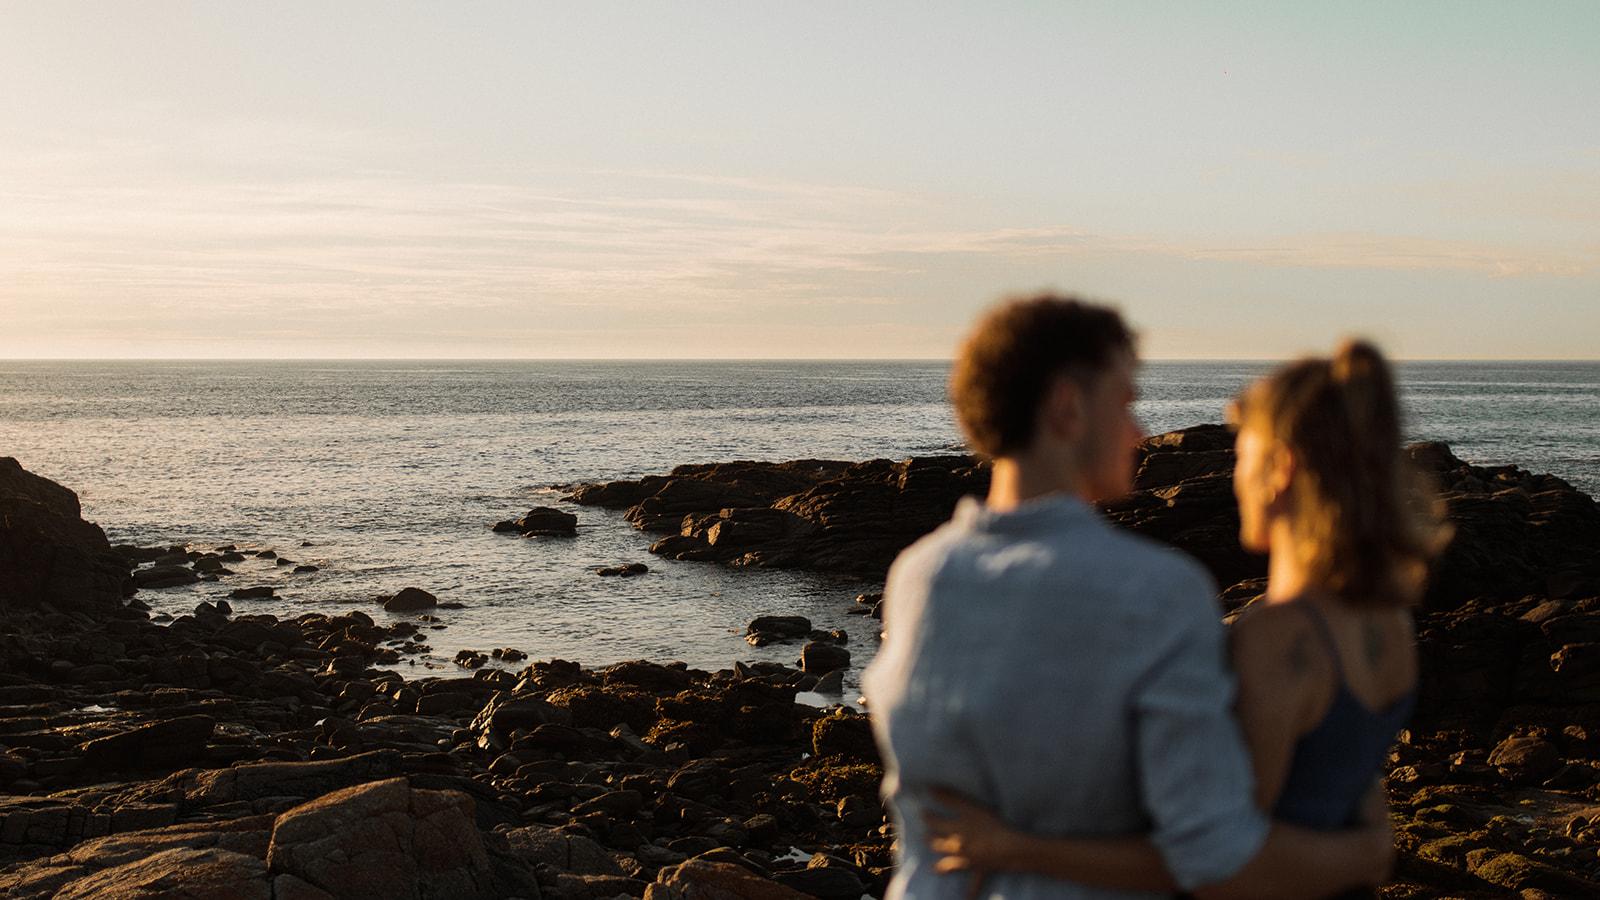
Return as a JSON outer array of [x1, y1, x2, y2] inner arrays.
[[924, 340, 1448, 898]]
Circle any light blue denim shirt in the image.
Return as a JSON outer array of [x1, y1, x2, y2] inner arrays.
[[863, 494, 1269, 899]]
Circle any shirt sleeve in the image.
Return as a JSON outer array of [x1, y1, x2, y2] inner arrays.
[[1132, 564, 1270, 891]]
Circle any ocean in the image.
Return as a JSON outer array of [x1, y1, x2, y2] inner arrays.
[[3, 360, 1596, 691]]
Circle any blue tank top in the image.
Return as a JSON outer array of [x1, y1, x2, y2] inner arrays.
[[1271, 602, 1415, 830]]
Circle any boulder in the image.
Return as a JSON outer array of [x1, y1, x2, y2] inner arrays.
[[133, 565, 200, 589], [384, 587, 438, 612], [644, 859, 812, 900], [501, 824, 624, 876], [266, 778, 495, 900], [497, 507, 578, 536], [746, 616, 812, 645], [799, 642, 850, 675], [811, 708, 878, 762], [1487, 735, 1562, 783], [0, 457, 130, 611]]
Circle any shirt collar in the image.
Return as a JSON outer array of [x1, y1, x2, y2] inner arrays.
[[952, 492, 1098, 534]]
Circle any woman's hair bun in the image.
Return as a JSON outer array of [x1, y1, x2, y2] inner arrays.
[[1331, 339, 1386, 386]]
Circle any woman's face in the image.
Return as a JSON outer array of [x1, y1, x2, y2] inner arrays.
[[1233, 418, 1278, 554]]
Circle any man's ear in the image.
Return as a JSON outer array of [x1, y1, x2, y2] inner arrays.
[[1037, 374, 1085, 444]]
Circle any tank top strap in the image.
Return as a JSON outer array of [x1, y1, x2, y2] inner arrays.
[[1294, 601, 1346, 681]]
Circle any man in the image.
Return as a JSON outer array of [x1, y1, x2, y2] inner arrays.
[[862, 295, 1390, 899]]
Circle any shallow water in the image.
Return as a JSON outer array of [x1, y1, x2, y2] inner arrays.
[[3, 360, 1595, 692]]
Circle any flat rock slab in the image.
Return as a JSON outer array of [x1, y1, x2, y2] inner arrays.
[[54, 847, 271, 900], [79, 715, 215, 771]]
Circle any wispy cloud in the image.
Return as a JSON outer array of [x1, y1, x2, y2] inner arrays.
[[1, 116, 1595, 356]]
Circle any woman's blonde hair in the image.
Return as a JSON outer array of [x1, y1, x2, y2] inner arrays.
[[1234, 340, 1451, 606]]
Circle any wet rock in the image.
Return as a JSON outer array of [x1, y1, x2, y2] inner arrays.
[[745, 616, 811, 646], [568, 457, 985, 577], [383, 587, 438, 612], [229, 586, 275, 600], [495, 507, 578, 537], [134, 565, 201, 589], [799, 642, 850, 675], [811, 670, 845, 694], [596, 563, 649, 577], [602, 660, 692, 693]]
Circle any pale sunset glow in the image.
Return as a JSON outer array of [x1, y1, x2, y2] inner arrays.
[[2, 2, 1597, 359]]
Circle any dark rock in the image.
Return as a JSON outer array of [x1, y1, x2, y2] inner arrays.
[[745, 616, 811, 646], [811, 670, 845, 694], [799, 642, 850, 675], [1487, 735, 1562, 783], [811, 708, 878, 763], [383, 587, 438, 612], [229, 586, 276, 600], [602, 660, 693, 693], [134, 565, 202, 589], [0, 458, 130, 611], [80, 715, 215, 771], [595, 563, 649, 577], [774, 863, 865, 899], [496, 507, 578, 537]]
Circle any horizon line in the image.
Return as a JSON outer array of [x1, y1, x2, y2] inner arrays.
[[2, 356, 1599, 364]]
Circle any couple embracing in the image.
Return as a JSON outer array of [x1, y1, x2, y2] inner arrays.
[[863, 296, 1448, 899]]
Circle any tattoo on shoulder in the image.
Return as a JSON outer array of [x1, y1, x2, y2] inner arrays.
[[1364, 622, 1385, 665], [1286, 632, 1313, 676]]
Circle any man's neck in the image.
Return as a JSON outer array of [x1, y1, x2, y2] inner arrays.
[[985, 455, 1089, 511]]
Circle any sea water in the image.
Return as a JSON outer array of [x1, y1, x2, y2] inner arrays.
[[3, 360, 1595, 690]]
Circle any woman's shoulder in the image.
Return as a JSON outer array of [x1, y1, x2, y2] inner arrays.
[[1229, 602, 1332, 683]]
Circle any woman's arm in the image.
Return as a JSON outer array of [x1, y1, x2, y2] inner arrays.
[[923, 789, 1177, 892], [1228, 606, 1328, 810], [923, 790, 1392, 898]]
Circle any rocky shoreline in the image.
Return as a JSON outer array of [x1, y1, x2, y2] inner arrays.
[[3, 426, 1600, 897]]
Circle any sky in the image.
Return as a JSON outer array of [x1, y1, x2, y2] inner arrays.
[[2, 1, 1597, 359]]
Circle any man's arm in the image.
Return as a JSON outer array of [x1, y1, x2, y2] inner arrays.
[[1133, 564, 1387, 898], [1194, 821, 1393, 900], [921, 790, 1389, 897]]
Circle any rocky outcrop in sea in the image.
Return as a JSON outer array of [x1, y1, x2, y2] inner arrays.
[[4, 425, 1599, 897]]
